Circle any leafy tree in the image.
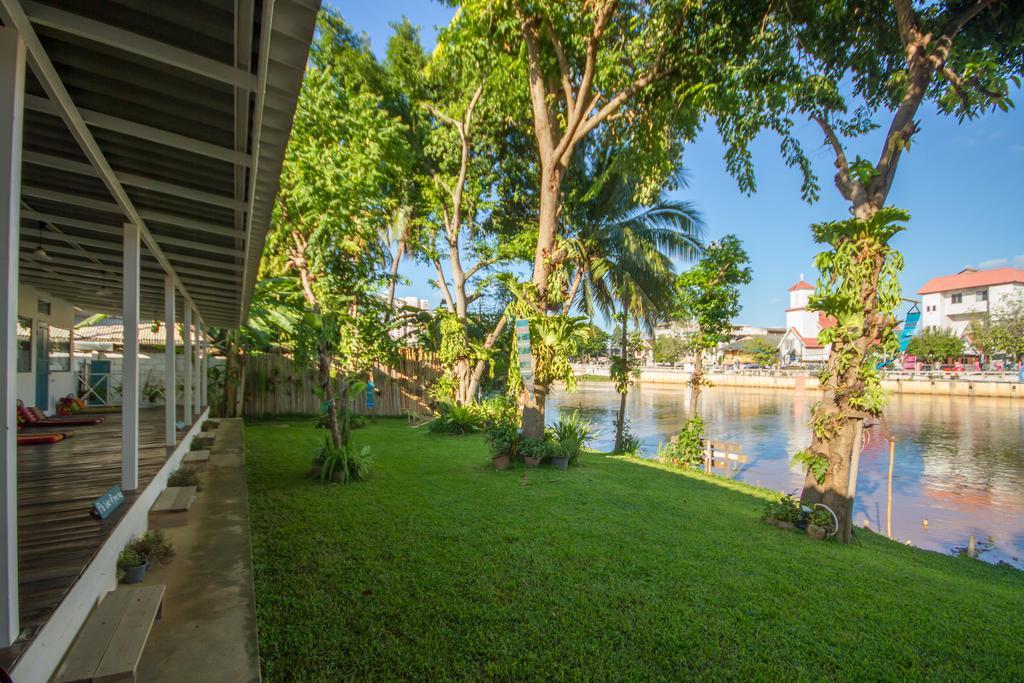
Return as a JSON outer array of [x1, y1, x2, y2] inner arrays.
[[672, 236, 752, 418], [775, 0, 1023, 540], [574, 323, 612, 360], [452, 0, 786, 437], [740, 337, 780, 367], [653, 335, 688, 364], [965, 316, 998, 363], [905, 327, 964, 364], [609, 322, 644, 452], [393, 17, 528, 405], [261, 10, 407, 447], [991, 290, 1024, 363]]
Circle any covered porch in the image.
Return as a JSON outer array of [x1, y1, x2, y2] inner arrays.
[[0, 0, 319, 679], [5, 407, 196, 671]]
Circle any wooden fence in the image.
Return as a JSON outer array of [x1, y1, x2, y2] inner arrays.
[[242, 349, 442, 418]]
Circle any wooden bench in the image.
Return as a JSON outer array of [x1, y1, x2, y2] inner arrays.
[[150, 486, 197, 528], [58, 584, 165, 683], [182, 449, 210, 472], [703, 440, 749, 478]]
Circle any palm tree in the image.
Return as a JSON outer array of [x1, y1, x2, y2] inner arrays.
[[559, 146, 703, 451]]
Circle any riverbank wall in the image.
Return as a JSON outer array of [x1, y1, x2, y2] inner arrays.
[[572, 365, 1023, 400]]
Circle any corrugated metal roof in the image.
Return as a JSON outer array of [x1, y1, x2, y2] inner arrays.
[[2, 0, 321, 328]]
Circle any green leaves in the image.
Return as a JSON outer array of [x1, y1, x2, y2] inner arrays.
[[672, 235, 752, 352]]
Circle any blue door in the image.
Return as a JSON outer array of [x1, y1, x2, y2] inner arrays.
[[35, 322, 49, 409]]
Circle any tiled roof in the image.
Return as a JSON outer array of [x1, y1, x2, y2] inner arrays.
[[918, 267, 1024, 295], [788, 280, 814, 292]]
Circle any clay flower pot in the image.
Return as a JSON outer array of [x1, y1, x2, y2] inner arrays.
[[492, 454, 511, 471], [523, 456, 540, 468]]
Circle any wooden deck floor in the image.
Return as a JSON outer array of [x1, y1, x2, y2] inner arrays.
[[3, 408, 186, 667]]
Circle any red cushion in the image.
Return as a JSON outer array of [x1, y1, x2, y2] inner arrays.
[[17, 432, 70, 445], [17, 406, 38, 424]]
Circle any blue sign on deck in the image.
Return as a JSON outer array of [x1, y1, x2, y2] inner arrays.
[[91, 485, 124, 520]]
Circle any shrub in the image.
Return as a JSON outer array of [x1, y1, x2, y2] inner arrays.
[[762, 495, 802, 524], [428, 402, 485, 435], [657, 416, 705, 468], [547, 410, 595, 462], [167, 468, 200, 489], [614, 422, 643, 456], [808, 506, 836, 532], [317, 436, 374, 484]]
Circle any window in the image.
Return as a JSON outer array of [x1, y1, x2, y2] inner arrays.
[[979, 290, 988, 302], [37, 299, 50, 315], [951, 293, 962, 304], [49, 326, 71, 372], [17, 317, 31, 372]]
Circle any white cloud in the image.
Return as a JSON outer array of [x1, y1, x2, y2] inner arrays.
[[966, 255, 1024, 270]]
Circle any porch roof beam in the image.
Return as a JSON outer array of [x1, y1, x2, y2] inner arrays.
[[0, 0, 201, 315], [21, 2, 257, 90], [20, 186, 239, 239], [24, 94, 251, 166], [23, 150, 246, 211]]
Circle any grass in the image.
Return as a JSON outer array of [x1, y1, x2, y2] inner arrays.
[[246, 418, 1024, 681]]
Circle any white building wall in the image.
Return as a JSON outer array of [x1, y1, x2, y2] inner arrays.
[[16, 284, 76, 412], [919, 283, 1022, 336]]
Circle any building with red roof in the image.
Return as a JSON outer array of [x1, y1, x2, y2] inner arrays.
[[778, 275, 833, 363], [918, 267, 1024, 336]]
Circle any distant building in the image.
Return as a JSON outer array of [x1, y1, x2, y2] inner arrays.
[[778, 275, 834, 364], [650, 320, 784, 366], [395, 296, 430, 311], [389, 296, 432, 342], [918, 267, 1024, 336]]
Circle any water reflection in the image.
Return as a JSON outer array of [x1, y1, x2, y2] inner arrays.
[[547, 382, 1024, 568]]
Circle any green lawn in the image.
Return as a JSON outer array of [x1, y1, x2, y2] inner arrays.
[[246, 419, 1024, 681]]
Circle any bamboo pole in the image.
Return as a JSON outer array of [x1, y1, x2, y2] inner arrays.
[[887, 438, 895, 540]]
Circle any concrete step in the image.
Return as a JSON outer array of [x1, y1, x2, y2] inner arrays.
[[150, 486, 197, 528]]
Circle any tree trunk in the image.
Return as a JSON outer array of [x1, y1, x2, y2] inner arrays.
[[519, 163, 564, 431], [318, 344, 342, 449], [799, 203, 882, 542], [466, 316, 508, 401], [384, 240, 405, 314], [234, 351, 246, 418], [521, 385, 547, 440], [689, 347, 704, 419], [613, 311, 629, 452]]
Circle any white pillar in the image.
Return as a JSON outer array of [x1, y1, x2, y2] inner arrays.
[[121, 223, 140, 492], [192, 314, 201, 418], [0, 25, 25, 648], [163, 275, 175, 447], [201, 332, 208, 408], [182, 305, 192, 425]]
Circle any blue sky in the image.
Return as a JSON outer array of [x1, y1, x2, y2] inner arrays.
[[331, 1, 1024, 329]]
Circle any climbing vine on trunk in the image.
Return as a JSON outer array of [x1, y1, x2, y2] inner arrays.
[[798, 208, 908, 542]]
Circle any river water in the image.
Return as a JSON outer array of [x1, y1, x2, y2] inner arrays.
[[546, 381, 1024, 568]]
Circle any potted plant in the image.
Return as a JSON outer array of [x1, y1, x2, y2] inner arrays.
[[519, 437, 547, 468], [484, 421, 519, 471], [118, 548, 147, 584], [549, 445, 570, 471], [128, 530, 175, 570], [806, 507, 835, 541]]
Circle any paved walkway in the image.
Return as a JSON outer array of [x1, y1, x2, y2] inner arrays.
[[139, 418, 261, 682]]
